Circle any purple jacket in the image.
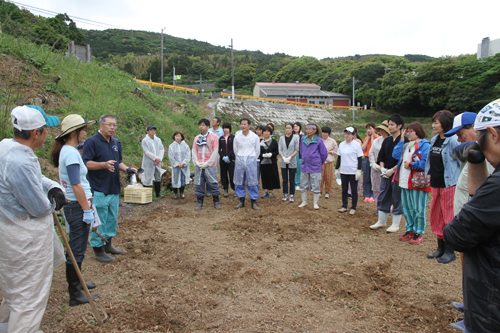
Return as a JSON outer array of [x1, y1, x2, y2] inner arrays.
[[300, 135, 328, 173]]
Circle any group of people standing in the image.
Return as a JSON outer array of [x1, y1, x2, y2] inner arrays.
[[3, 99, 500, 332], [364, 104, 500, 333], [145, 110, 500, 333]]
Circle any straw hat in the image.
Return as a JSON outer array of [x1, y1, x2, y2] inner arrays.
[[55, 115, 96, 139], [376, 120, 390, 135]]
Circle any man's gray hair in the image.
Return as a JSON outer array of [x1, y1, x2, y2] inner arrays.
[[99, 114, 117, 124]]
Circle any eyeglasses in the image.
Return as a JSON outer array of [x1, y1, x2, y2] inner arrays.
[[102, 122, 118, 128]]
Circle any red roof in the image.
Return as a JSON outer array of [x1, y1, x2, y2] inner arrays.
[[255, 82, 320, 88]]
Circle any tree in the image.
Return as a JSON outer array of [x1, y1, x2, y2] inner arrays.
[[274, 56, 324, 83], [234, 63, 258, 89]]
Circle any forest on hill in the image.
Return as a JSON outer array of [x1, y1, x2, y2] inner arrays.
[[1, 0, 499, 116]]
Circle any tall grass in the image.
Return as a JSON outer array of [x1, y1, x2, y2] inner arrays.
[[0, 33, 204, 167]]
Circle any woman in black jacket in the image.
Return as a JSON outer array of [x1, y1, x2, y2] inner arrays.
[[260, 126, 280, 198], [219, 122, 235, 197]]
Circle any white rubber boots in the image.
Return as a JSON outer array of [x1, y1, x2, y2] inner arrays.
[[370, 212, 402, 233]]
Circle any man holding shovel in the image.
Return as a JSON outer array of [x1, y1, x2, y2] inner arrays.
[[0, 105, 66, 333]]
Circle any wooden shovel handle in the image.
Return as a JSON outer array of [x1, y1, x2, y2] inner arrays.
[[53, 212, 104, 325]]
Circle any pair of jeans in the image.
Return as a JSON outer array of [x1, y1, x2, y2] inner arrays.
[[63, 200, 90, 264], [281, 166, 296, 196]]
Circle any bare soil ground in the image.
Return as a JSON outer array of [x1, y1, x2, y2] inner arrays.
[[35, 184, 463, 333]]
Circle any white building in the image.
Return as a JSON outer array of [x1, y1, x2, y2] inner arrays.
[[477, 37, 500, 60]]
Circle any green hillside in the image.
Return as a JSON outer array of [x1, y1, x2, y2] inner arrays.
[[0, 32, 207, 175], [1, 0, 499, 120]]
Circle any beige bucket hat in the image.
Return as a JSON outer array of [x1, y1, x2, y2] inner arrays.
[[55, 114, 96, 139]]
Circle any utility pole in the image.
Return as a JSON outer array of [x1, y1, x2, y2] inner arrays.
[[352, 76, 355, 124], [199, 73, 202, 96], [173, 63, 176, 92], [160, 27, 165, 83], [231, 39, 234, 100]]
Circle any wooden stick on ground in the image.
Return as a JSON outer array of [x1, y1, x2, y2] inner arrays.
[[53, 212, 104, 325]]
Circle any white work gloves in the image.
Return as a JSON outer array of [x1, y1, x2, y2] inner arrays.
[[382, 167, 395, 178], [335, 169, 340, 177], [198, 162, 208, 169], [371, 163, 381, 172], [282, 156, 291, 164], [355, 170, 362, 181], [83, 210, 94, 224], [263, 153, 272, 158]]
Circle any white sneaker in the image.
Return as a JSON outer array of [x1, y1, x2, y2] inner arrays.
[[325, 193, 329, 199], [349, 209, 356, 215], [338, 207, 348, 213]]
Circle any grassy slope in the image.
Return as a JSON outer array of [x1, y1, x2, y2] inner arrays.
[[0, 33, 207, 172]]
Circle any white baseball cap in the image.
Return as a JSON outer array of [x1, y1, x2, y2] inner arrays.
[[475, 98, 500, 131], [11, 105, 60, 131]]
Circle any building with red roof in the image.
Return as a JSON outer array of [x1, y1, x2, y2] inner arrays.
[[253, 82, 351, 107]]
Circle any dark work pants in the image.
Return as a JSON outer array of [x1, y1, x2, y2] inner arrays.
[[220, 160, 235, 190], [63, 201, 90, 264], [281, 166, 296, 196], [341, 174, 358, 210], [195, 169, 221, 197], [377, 177, 403, 214], [362, 157, 374, 198]]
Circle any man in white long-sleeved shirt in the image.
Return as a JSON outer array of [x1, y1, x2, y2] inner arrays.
[[233, 118, 260, 210], [141, 125, 166, 197]]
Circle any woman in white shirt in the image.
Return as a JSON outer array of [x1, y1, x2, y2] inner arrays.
[[335, 127, 363, 215]]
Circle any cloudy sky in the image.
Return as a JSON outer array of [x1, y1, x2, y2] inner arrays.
[[9, 0, 498, 59]]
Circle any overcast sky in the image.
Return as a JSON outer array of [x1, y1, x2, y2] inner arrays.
[[10, 0, 499, 59]]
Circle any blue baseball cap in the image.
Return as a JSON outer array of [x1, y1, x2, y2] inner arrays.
[[26, 105, 60, 126], [444, 112, 476, 137], [11, 105, 59, 131], [147, 125, 156, 131]]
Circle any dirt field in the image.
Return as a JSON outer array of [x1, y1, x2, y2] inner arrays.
[[31, 183, 464, 333]]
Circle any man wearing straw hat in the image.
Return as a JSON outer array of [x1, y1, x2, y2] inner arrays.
[[0, 105, 66, 333], [83, 114, 136, 263]]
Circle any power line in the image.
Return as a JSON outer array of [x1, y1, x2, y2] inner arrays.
[[7, 1, 125, 29]]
